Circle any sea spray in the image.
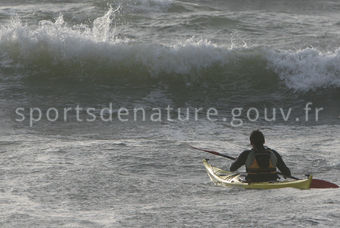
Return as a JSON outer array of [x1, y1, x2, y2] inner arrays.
[[0, 9, 340, 92]]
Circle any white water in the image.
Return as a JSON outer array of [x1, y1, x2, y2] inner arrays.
[[0, 1, 339, 227], [1, 9, 340, 90]]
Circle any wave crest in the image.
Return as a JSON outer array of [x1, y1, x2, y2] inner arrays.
[[0, 10, 340, 92], [267, 48, 340, 91]]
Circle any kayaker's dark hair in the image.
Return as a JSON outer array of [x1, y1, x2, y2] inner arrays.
[[250, 130, 265, 147]]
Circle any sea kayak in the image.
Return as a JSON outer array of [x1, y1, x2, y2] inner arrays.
[[203, 159, 312, 190]]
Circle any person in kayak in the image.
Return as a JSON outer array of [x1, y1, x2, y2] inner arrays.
[[230, 130, 291, 182]]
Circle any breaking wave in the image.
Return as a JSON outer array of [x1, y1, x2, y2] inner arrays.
[[0, 8, 340, 93]]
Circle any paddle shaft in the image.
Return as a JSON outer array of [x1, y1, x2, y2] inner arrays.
[[190, 146, 236, 160]]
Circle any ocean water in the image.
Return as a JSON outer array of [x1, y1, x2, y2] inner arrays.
[[0, 0, 339, 227]]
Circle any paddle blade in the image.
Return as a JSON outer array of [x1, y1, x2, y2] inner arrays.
[[310, 179, 339, 189]]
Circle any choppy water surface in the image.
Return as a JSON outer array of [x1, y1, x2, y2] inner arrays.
[[0, 0, 339, 227]]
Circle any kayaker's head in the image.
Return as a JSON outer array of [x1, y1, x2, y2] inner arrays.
[[250, 130, 265, 150]]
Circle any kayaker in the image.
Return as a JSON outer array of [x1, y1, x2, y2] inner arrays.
[[230, 130, 291, 182]]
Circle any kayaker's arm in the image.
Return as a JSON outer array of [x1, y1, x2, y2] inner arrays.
[[272, 150, 291, 177], [230, 150, 250, 171]]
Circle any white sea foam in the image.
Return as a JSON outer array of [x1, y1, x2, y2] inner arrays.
[[0, 9, 340, 92], [266, 48, 340, 91]]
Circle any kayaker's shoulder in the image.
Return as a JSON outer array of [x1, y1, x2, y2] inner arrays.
[[265, 147, 281, 156], [264, 146, 275, 151], [240, 149, 252, 156]]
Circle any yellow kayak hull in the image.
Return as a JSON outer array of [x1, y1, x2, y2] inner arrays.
[[203, 159, 312, 190]]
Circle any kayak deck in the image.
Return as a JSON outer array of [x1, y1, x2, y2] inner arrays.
[[203, 159, 312, 190]]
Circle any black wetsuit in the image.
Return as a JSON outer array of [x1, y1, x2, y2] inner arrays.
[[230, 149, 291, 182]]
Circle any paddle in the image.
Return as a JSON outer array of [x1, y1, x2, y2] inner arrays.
[[191, 146, 339, 189], [190, 146, 236, 160]]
